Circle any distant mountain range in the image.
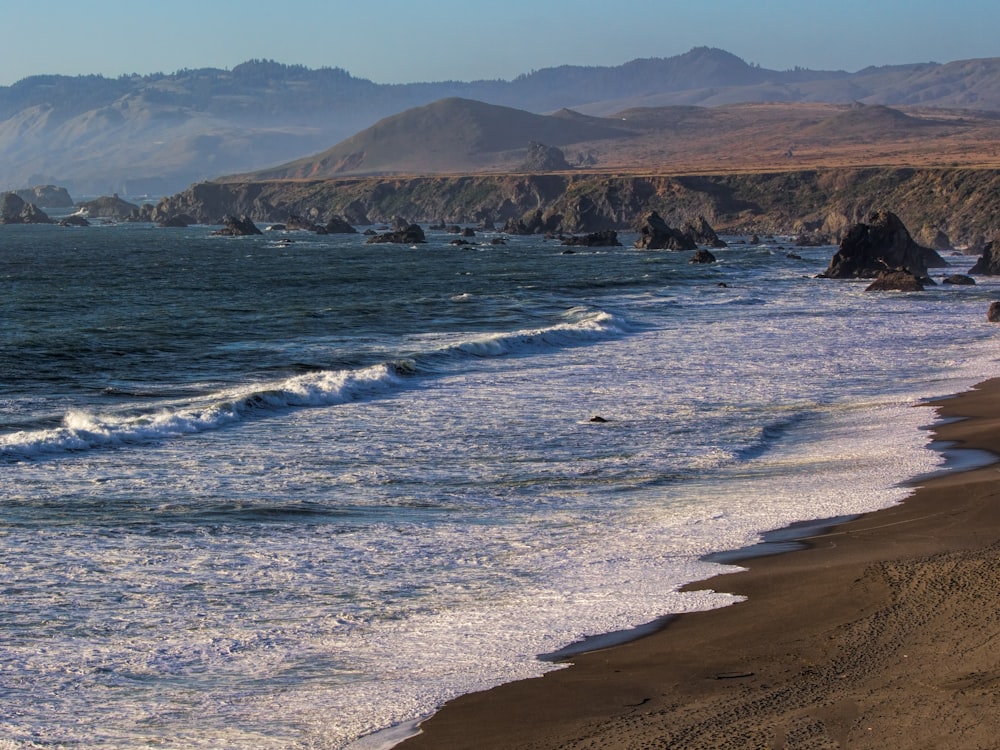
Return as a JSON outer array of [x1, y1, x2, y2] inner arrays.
[[6, 47, 1000, 195]]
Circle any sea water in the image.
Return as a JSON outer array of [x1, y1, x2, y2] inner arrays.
[[0, 222, 996, 748]]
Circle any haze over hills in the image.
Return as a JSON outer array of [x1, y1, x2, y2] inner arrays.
[[6, 48, 1000, 195]]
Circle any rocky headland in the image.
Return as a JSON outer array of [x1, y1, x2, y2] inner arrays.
[[136, 167, 1000, 249]]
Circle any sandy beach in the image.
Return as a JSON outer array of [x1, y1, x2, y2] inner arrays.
[[401, 378, 1000, 749]]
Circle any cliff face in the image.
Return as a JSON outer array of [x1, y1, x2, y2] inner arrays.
[[144, 168, 1000, 247]]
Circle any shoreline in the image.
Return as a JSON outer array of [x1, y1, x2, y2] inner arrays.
[[396, 378, 1000, 749]]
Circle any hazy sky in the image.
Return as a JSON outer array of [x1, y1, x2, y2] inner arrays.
[[2, 0, 997, 86]]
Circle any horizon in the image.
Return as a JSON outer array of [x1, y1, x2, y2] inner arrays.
[[1, 0, 997, 87]]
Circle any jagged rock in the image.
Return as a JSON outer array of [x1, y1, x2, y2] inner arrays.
[[634, 210, 696, 250], [989, 302, 1000, 322], [76, 194, 139, 220], [561, 230, 621, 247], [689, 248, 717, 264], [521, 141, 570, 171], [969, 240, 1000, 275], [819, 210, 937, 281], [211, 214, 263, 236], [0, 192, 51, 224], [58, 215, 90, 227], [943, 274, 976, 285], [501, 209, 560, 236], [15, 185, 74, 207], [158, 214, 195, 228], [366, 224, 426, 244], [682, 216, 727, 248], [323, 216, 357, 234], [864, 269, 925, 292]]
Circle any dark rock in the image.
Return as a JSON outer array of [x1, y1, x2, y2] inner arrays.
[[211, 214, 263, 236], [58, 214, 90, 227], [969, 240, 1000, 275], [942, 274, 976, 285], [521, 141, 570, 171], [461, 227, 476, 237], [989, 302, 1000, 322], [634, 210, 696, 250], [786, 252, 803, 260], [449, 239, 472, 246], [15, 185, 74, 207], [819, 210, 935, 282], [864, 269, 925, 292], [794, 233, 831, 247], [750, 234, 760, 244], [324, 216, 357, 234], [363, 228, 377, 236], [158, 214, 194, 228], [0, 192, 51, 224], [589, 415, 608, 423], [682, 216, 727, 248], [76, 194, 139, 220], [490, 238, 506, 245], [561, 230, 621, 247], [689, 248, 717, 264], [366, 223, 426, 244]]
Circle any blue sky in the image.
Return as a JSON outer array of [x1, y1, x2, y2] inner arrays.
[[3, 0, 997, 85]]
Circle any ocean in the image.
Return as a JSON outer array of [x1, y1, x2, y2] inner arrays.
[[0, 221, 996, 748]]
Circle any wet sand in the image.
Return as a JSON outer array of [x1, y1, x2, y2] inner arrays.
[[400, 378, 1000, 749]]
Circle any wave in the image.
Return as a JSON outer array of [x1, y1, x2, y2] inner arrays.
[[0, 309, 628, 460]]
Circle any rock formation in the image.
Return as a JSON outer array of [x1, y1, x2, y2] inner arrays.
[[682, 216, 727, 248], [58, 215, 90, 227], [520, 141, 570, 172], [864, 269, 925, 292], [365, 224, 426, 244], [969, 240, 1000, 275], [818, 210, 938, 281], [323, 216, 357, 234], [76, 194, 139, 220], [561, 230, 621, 247], [689, 248, 718, 264], [989, 301, 1000, 322], [942, 274, 976, 285], [211, 215, 263, 236], [634, 211, 696, 250], [0, 192, 51, 224], [15, 185, 74, 208]]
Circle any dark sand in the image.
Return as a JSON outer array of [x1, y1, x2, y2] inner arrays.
[[400, 378, 1000, 749]]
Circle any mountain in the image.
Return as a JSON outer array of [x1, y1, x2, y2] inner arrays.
[[231, 100, 1000, 180], [238, 98, 631, 179], [7, 49, 1000, 194]]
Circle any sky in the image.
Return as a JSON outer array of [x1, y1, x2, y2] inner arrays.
[[2, 0, 998, 86]]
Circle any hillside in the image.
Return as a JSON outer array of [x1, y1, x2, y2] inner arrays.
[[238, 98, 631, 179], [229, 100, 1000, 180], [8, 49, 1000, 194]]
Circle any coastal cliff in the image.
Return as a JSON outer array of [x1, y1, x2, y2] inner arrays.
[[145, 167, 1000, 247]]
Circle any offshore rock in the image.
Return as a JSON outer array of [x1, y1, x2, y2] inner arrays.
[[158, 214, 195, 228], [969, 240, 1000, 275], [689, 248, 718, 264], [15, 185, 74, 208], [0, 192, 51, 224], [323, 216, 357, 234], [76, 194, 139, 220], [942, 274, 976, 285], [864, 269, 925, 292], [211, 214, 263, 236], [819, 210, 937, 281], [58, 214, 90, 227], [561, 230, 621, 247], [366, 223, 426, 244], [682, 216, 727, 248], [634, 210, 696, 250], [989, 301, 1000, 322]]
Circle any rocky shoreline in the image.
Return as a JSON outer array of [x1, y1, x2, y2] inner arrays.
[[131, 167, 1000, 249]]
